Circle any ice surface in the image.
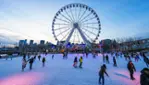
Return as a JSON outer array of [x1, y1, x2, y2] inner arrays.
[[0, 53, 146, 85]]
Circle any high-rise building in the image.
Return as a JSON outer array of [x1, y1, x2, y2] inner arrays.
[[19, 40, 25, 46], [24, 39, 27, 45], [40, 40, 45, 45], [19, 39, 28, 47], [29, 40, 34, 45]]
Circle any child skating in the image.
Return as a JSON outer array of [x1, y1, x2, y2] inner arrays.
[[73, 57, 78, 68], [79, 56, 83, 68]]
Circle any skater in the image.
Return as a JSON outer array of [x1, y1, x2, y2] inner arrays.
[[63, 52, 65, 59], [38, 55, 41, 61], [140, 68, 149, 85], [6, 56, 8, 60], [29, 57, 34, 70], [65, 51, 68, 59], [113, 56, 117, 67], [33, 55, 36, 60], [106, 55, 109, 64], [73, 57, 78, 68], [98, 64, 109, 85], [92, 51, 96, 58], [127, 61, 136, 80], [135, 54, 140, 62], [79, 56, 83, 68], [27, 54, 30, 59], [143, 54, 149, 67], [93, 53, 96, 58], [85, 52, 88, 58], [124, 53, 127, 61], [128, 55, 131, 61], [116, 53, 119, 58], [10, 55, 12, 60], [42, 57, 46, 67], [22, 57, 27, 71], [52, 54, 54, 59], [102, 54, 106, 63]]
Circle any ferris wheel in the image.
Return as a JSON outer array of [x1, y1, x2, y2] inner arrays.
[[52, 3, 101, 46]]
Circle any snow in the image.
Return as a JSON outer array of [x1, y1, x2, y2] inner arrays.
[[0, 53, 147, 85]]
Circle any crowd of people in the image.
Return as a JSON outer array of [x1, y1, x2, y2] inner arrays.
[[22, 54, 47, 71], [99, 52, 149, 85]]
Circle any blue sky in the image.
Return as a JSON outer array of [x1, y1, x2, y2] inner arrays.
[[0, 0, 149, 44]]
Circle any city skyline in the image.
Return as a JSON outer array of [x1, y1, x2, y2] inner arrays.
[[0, 0, 149, 44]]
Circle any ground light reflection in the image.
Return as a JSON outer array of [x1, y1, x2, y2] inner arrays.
[[0, 72, 44, 85]]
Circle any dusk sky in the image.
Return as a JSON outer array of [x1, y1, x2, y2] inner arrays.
[[0, 0, 149, 44]]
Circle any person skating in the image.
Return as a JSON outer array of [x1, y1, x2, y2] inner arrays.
[[86, 52, 88, 58], [113, 56, 117, 67], [10, 55, 12, 60], [27, 54, 30, 59], [106, 55, 109, 64], [52, 54, 54, 59], [135, 54, 140, 62], [33, 55, 36, 61], [140, 68, 149, 85], [93, 52, 96, 58], [124, 53, 127, 61], [143, 53, 149, 67], [73, 57, 78, 68], [63, 52, 65, 59], [29, 57, 34, 70], [79, 56, 83, 68], [116, 53, 119, 58], [22, 57, 27, 71], [38, 55, 41, 61], [144, 57, 149, 67], [127, 61, 136, 80], [42, 57, 46, 67], [98, 64, 109, 85], [128, 55, 131, 61], [102, 54, 106, 63]]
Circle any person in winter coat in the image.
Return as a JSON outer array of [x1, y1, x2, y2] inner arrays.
[[113, 56, 117, 67], [23, 54, 26, 59], [93, 52, 96, 58], [143, 54, 149, 67], [52, 55, 54, 59], [63, 52, 65, 59], [124, 54, 127, 61], [127, 61, 136, 80], [106, 55, 109, 64], [79, 57, 83, 68], [22, 58, 27, 71], [42, 57, 46, 67], [102, 54, 106, 63], [33, 55, 36, 61], [99, 64, 109, 85], [73, 57, 78, 68], [135, 54, 140, 62], [38, 55, 41, 61], [86, 52, 88, 58], [29, 57, 34, 70], [140, 68, 149, 85]]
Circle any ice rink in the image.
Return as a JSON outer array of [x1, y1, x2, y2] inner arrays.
[[0, 53, 146, 85]]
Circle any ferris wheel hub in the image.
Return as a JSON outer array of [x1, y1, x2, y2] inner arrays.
[[73, 23, 79, 28]]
